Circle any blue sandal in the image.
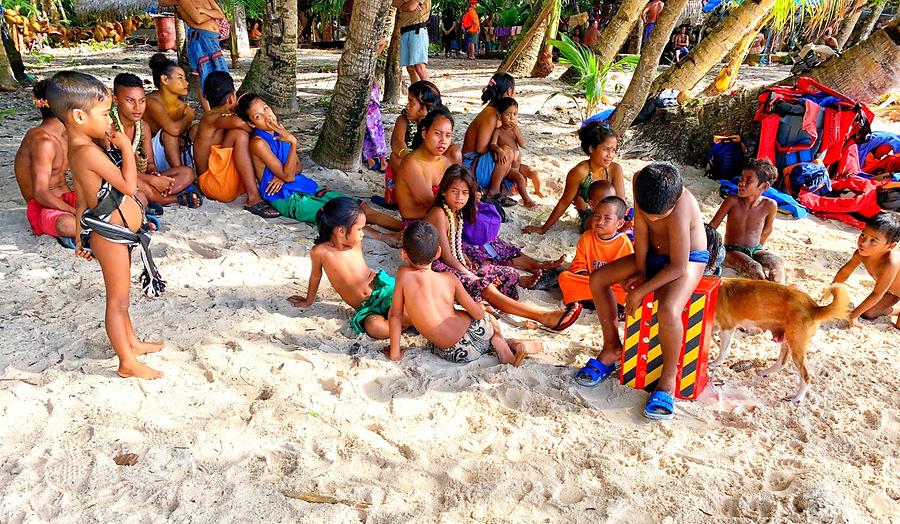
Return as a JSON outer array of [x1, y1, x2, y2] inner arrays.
[[574, 358, 617, 387], [643, 390, 676, 421]]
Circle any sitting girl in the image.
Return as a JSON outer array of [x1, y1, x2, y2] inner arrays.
[[425, 165, 582, 331], [289, 197, 408, 339], [237, 93, 402, 243], [523, 121, 625, 235]]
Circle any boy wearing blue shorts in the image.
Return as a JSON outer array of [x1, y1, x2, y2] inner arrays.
[[577, 162, 708, 421], [393, 0, 432, 82]]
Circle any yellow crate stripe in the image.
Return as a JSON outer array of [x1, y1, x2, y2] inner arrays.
[[689, 294, 706, 316]]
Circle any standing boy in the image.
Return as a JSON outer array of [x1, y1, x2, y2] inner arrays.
[[577, 162, 707, 421], [393, 0, 432, 82], [14, 79, 76, 247], [708, 158, 785, 283], [389, 221, 536, 365], [47, 71, 166, 379], [461, 0, 480, 59], [832, 211, 900, 328], [194, 72, 279, 217]]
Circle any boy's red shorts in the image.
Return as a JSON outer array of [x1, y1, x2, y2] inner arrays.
[[26, 191, 77, 236]]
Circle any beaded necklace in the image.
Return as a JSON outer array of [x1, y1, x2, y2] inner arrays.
[[442, 203, 466, 265], [110, 106, 148, 174]]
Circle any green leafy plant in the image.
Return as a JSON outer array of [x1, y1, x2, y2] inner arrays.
[[544, 34, 639, 121], [0, 109, 17, 121], [29, 51, 54, 68], [221, 0, 267, 21]]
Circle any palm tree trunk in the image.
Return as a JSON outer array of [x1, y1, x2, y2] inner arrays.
[[701, 13, 773, 97], [311, 0, 391, 170], [498, 0, 554, 76], [851, 2, 884, 45], [609, 0, 690, 134], [240, 0, 299, 112], [2, 24, 26, 83], [383, 13, 403, 105], [649, 0, 776, 96], [531, 0, 560, 78], [230, 3, 250, 64], [0, 35, 19, 92], [835, 0, 865, 49], [801, 16, 900, 103], [175, 19, 188, 71], [559, 0, 645, 84], [375, 8, 397, 91]]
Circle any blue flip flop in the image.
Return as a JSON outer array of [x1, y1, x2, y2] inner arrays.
[[54, 236, 76, 250], [145, 215, 161, 232], [574, 357, 617, 387], [643, 390, 676, 421]]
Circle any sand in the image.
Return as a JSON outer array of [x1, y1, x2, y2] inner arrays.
[[0, 47, 898, 523]]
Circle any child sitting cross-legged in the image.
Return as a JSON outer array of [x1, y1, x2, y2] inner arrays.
[[577, 162, 708, 421], [832, 211, 900, 328], [236, 93, 402, 244], [388, 221, 540, 364], [708, 158, 785, 283], [489, 97, 541, 205], [289, 197, 409, 339], [558, 196, 634, 308]]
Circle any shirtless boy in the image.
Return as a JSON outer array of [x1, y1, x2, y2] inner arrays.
[[14, 80, 76, 247], [577, 162, 707, 421], [396, 108, 453, 221], [47, 71, 165, 379], [832, 211, 900, 328], [111, 73, 195, 207], [145, 54, 197, 177], [389, 221, 537, 365], [708, 158, 785, 283], [642, 0, 664, 42], [489, 97, 539, 204], [194, 72, 278, 218], [289, 197, 407, 339]]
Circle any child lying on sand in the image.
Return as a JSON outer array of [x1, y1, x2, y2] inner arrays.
[[290, 197, 409, 339], [389, 221, 539, 364]]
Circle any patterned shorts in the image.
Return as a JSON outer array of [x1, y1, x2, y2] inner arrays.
[[432, 318, 495, 363]]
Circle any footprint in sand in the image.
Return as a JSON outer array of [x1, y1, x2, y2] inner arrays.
[[764, 459, 802, 493], [187, 240, 222, 259]]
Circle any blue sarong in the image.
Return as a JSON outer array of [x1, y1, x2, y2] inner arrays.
[[462, 151, 496, 189], [187, 27, 228, 90], [253, 129, 318, 201]]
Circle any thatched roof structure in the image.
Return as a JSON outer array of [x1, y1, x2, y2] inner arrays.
[[72, 0, 159, 18]]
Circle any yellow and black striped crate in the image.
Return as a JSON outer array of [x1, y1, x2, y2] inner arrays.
[[619, 276, 721, 400]]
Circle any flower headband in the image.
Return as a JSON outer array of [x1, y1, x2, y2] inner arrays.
[[34, 98, 50, 108], [487, 78, 496, 87]]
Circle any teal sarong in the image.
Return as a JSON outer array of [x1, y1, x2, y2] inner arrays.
[[349, 270, 396, 334]]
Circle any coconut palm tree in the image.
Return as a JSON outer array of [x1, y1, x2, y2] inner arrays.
[[240, 0, 299, 112], [498, 0, 558, 76], [608, 0, 690, 134], [0, 38, 18, 92], [850, 1, 885, 45], [311, 0, 391, 169], [835, 0, 866, 48], [702, 12, 774, 97], [559, 0, 645, 84]]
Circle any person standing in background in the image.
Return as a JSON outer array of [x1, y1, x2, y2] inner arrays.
[[393, 0, 433, 82]]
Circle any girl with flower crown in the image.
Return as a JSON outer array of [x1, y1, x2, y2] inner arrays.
[[424, 165, 583, 332]]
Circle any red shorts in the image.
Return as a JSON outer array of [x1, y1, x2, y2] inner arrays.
[[26, 191, 77, 237]]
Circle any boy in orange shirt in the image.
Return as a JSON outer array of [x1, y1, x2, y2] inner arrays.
[[559, 196, 633, 306]]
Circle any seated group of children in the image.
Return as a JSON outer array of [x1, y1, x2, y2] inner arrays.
[[25, 66, 900, 422]]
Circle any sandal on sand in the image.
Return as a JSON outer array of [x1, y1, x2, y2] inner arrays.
[[549, 302, 583, 332], [574, 357, 616, 387], [244, 201, 280, 218], [146, 203, 164, 216], [55, 236, 76, 250], [643, 390, 676, 420], [513, 351, 528, 368], [145, 215, 161, 232], [176, 184, 204, 208]]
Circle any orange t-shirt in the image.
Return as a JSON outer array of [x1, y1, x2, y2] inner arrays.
[[462, 8, 480, 34], [569, 231, 634, 274]]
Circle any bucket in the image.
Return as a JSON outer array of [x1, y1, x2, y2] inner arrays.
[[155, 16, 176, 51]]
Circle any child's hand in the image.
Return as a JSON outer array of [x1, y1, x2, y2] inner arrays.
[[287, 295, 313, 308], [265, 177, 284, 196], [109, 130, 131, 151], [149, 176, 173, 196], [383, 347, 405, 361], [625, 291, 643, 318], [522, 225, 546, 235], [848, 316, 861, 328], [621, 272, 645, 292], [74, 239, 93, 261]]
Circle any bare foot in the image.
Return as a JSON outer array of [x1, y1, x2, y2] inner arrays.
[[131, 340, 165, 356], [509, 340, 542, 367], [540, 256, 566, 270], [118, 360, 163, 379], [534, 190, 545, 198], [520, 270, 542, 289], [522, 198, 537, 208]]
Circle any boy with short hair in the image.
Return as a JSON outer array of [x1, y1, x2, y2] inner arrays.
[[14, 79, 76, 247], [579, 179, 616, 232], [194, 72, 278, 218], [832, 211, 900, 328], [111, 73, 195, 207], [558, 196, 634, 307], [709, 158, 785, 283], [47, 71, 166, 380], [577, 162, 708, 420], [389, 221, 536, 365]]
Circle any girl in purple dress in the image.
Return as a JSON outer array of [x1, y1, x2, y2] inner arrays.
[[362, 83, 388, 172]]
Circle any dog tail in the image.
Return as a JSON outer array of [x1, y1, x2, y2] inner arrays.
[[814, 283, 851, 322]]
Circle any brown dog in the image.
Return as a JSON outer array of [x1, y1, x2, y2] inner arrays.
[[712, 278, 850, 403]]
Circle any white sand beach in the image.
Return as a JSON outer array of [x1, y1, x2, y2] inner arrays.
[[0, 48, 898, 522]]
